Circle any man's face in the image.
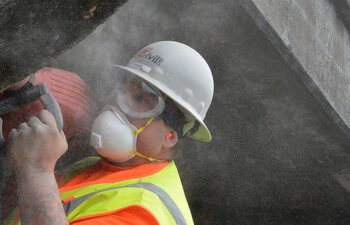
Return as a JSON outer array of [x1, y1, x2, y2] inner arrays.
[[102, 78, 177, 165]]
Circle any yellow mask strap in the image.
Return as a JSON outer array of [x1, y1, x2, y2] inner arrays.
[[131, 117, 155, 135], [128, 150, 166, 162], [129, 96, 169, 163]]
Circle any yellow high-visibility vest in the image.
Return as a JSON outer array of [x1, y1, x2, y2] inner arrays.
[[3, 157, 194, 225]]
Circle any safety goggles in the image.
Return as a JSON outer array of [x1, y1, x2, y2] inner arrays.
[[105, 76, 165, 119]]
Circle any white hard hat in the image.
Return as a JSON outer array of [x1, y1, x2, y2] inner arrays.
[[114, 41, 214, 142]]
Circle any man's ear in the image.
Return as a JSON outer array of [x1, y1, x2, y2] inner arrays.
[[163, 131, 178, 150]]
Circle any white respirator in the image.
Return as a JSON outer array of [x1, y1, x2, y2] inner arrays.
[[90, 105, 138, 162], [90, 75, 165, 163]]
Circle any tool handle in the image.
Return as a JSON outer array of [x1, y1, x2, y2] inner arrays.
[[0, 82, 63, 153], [39, 90, 64, 131], [0, 82, 63, 131], [19, 82, 63, 131]]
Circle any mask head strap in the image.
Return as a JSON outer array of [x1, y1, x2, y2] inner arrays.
[[128, 97, 171, 162], [129, 116, 168, 162], [131, 117, 155, 135], [128, 150, 167, 162]]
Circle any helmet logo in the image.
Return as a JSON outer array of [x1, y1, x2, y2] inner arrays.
[[137, 47, 164, 66]]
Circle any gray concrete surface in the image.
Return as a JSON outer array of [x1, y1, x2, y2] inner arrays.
[[240, 0, 350, 142], [330, 0, 350, 34], [0, 0, 127, 90], [46, 0, 350, 224], [2, 0, 350, 224]]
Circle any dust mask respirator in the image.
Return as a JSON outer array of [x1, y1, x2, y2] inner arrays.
[[89, 75, 166, 163], [90, 105, 139, 162]]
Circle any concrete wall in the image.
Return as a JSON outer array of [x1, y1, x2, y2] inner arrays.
[[240, 0, 350, 138], [330, 0, 350, 34], [0, 0, 127, 90]]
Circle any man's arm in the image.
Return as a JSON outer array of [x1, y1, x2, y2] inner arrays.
[[15, 169, 68, 225], [8, 110, 68, 225]]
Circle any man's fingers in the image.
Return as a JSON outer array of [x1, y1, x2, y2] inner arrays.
[[37, 110, 57, 128], [27, 116, 42, 128], [18, 122, 29, 131], [8, 128, 18, 141]]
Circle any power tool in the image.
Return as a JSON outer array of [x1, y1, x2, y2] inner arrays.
[[0, 67, 93, 151]]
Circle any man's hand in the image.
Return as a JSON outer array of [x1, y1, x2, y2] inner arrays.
[[8, 109, 67, 173], [6, 109, 69, 225]]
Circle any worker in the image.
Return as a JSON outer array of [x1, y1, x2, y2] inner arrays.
[[3, 41, 214, 225]]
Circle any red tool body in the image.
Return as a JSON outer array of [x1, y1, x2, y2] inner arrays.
[[0, 67, 93, 141]]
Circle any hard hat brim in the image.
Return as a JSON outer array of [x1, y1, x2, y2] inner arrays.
[[113, 64, 212, 142]]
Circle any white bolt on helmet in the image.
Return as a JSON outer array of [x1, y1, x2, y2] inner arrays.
[[114, 41, 214, 142]]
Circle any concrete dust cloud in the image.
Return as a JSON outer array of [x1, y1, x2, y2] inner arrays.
[[2, 0, 350, 224]]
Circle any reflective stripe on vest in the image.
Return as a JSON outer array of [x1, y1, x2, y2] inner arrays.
[[64, 182, 187, 225], [56, 160, 98, 177], [55, 157, 100, 186]]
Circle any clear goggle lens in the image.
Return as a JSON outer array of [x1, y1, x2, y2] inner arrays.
[[106, 77, 165, 118]]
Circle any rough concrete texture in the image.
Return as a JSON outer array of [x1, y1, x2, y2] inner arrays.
[[40, 0, 350, 224], [2, 0, 350, 224], [239, 0, 350, 142], [0, 0, 127, 91]]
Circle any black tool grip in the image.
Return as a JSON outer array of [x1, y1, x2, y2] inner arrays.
[[0, 82, 64, 153], [0, 82, 63, 131], [19, 82, 63, 131]]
